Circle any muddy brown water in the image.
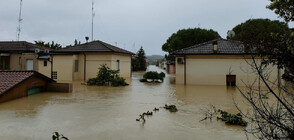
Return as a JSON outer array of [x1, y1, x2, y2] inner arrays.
[[0, 65, 249, 140]]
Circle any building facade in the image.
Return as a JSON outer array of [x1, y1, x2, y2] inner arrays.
[[0, 40, 134, 83], [172, 39, 281, 86], [0, 41, 51, 77], [51, 40, 134, 83]]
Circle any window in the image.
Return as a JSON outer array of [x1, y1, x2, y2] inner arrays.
[[44, 61, 47, 67], [0, 56, 10, 70], [74, 60, 78, 72], [19, 57, 22, 65], [116, 60, 120, 70], [226, 75, 236, 86], [52, 71, 57, 79]]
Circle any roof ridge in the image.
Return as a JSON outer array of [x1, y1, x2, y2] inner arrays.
[[173, 38, 223, 54]]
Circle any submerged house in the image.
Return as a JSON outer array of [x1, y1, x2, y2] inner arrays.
[[51, 40, 134, 83], [172, 39, 281, 86], [0, 41, 51, 77], [0, 40, 134, 83], [0, 71, 55, 103]]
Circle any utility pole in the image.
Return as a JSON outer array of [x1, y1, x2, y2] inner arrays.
[[17, 0, 23, 41], [91, 0, 95, 41]]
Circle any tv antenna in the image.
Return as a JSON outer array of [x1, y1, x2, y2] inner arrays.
[[17, 0, 23, 41], [91, 0, 95, 41]]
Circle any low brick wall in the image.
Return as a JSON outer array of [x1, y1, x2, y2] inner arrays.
[[47, 83, 72, 93]]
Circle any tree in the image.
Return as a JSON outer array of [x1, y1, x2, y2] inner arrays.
[[34, 40, 62, 49], [267, 0, 294, 22], [74, 39, 81, 46], [236, 57, 294, 140], [162, 28, 220, 60], [132, 47, 147, 71], [231, 3, 294, 139], [231, 19, 294, 82]]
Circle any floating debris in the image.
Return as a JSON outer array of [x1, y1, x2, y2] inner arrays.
[[217, 109, 247, 126], [143, 111, 153, 116], [136, 105, 177, 123], [153, 107, 159, 112], [164, 104, 178, 112], [136, 114, 146, 122]]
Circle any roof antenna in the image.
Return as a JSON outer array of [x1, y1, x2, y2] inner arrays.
[[91, 0, 95, 41], [17, 0, 23, 41]]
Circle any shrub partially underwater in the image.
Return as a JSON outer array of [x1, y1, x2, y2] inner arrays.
[[140, 71, 165, 83], [87, 64, 127, 87]]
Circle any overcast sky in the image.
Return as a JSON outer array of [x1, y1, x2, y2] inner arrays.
[[0, 0, 293, 55]]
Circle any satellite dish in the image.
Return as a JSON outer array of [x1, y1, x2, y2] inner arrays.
[[227, 30, 235, 39]]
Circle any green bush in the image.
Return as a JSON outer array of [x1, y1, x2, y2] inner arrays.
[[111, 76, 126, 87], [141, 71, 166, 82], [87, 64, 127, 86]]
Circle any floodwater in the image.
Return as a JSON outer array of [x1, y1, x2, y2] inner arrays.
[[0, 65, 249, 140]]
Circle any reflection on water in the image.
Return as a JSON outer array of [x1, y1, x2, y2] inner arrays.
[[0, 65, 248, 140]]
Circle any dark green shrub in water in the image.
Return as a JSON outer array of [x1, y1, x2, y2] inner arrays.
[[141, 71, 166, 82], [164, 104, 178, 112], [111, 76, 126, 87], [87, 64, 126, 86], [217, 109, 247, 126], [52, 132, 68, 140]]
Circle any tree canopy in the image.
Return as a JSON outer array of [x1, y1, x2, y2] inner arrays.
[[34, 40, 62, 49], [162, 28, 220, 54], [232, 19, 291, 44], [267, 0, 294, 22], [132, 46, 147, 71], [231, 18, 294, 82]]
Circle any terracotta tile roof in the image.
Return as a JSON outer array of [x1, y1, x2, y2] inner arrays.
[[54, 40, 134, 55], [172, 39, 254, 55], [0, 71, 55, 95], [0, 41, 50, 53]]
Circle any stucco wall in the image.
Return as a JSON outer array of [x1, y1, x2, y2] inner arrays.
[[85, 53, 112, 80], [38, 60, 51, 78], [52, 55, 74, 83], [176, 57, 185, 84], [176, 55, 280, 86], [51, 53, 132, 82], [111, 54, 131, 78], [10, 53, 39, 71]]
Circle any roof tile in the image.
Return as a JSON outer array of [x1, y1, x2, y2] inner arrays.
[[0, 71, 34, 95], [55, 40, 134, 55], [0, 41, 50, 52], [172, 39, 251, 55]]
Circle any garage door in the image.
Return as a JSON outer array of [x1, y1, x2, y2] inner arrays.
[[28, 87, 41, 96]]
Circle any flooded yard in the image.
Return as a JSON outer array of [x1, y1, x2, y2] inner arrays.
[[0, 65, 248, 140]]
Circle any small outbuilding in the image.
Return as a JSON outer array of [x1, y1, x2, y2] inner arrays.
[[0, 71, 55, 103]]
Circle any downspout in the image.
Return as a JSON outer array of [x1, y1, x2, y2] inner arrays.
[[84, 53, 86, 81], [50, 55, 53, 79], [184, 55, 186, 85]]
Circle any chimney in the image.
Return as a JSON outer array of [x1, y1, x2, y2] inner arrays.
[[85, 36, 89, 43], [213, 41, 218, 53]]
